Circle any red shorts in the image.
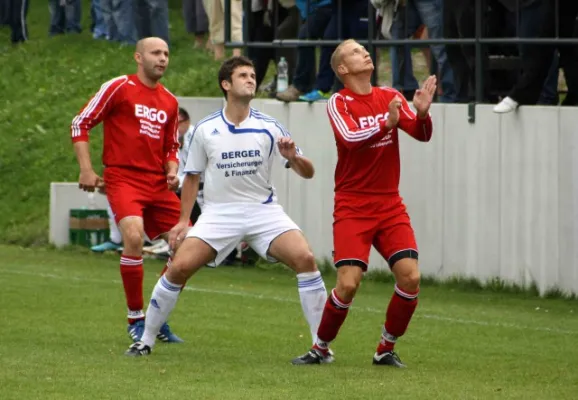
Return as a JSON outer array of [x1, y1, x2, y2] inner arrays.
[[103, 167, 182, 240], [333, 193, 418, 270]]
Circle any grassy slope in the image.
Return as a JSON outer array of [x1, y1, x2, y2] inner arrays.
[[0, 0, 226, 245]]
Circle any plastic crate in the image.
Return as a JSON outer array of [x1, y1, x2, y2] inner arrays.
[[69, 209, 110, 247]]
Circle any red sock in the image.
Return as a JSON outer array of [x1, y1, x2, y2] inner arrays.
[[315, 289, 352, 351], [120, 255, 144, 324], [377, 285, 419, 354]]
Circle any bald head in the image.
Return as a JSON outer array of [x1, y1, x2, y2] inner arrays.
[[134, 37, 170, 85], [136, 37, 168, 54]]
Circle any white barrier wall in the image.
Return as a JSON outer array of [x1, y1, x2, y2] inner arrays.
[[50, 99, 578, 296]]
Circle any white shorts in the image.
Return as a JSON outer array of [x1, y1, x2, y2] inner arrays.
[[185, 203, 300, 266]]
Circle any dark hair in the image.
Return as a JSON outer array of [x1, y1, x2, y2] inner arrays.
[[178, 107, 190, 121], [217, 56, 255, 98]]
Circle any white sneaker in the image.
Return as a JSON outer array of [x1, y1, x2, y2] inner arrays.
[[493, 96, 519, 113]]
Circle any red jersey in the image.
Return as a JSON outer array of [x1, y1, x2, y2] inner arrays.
[[327, 86, 433, 196], [70, 74, 179, 175]]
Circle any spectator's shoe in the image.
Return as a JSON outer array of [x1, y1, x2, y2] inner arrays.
[[91, 241, 122, 252], [372, 351, 406, 368], [298, 90, 331, 103], [156, 322, 184, 343], [127, 319, 145, 342], [291, 348, 335, 365], [125, 341, 151, 357], [493, 96, 519, 113], [276, 85, 303, 102]]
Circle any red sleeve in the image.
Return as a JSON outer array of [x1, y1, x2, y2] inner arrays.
[[396, 91, 433, 142], [164, 102, 179, 165], [70, 76, 127, 143], [327, 93, 389, 151]]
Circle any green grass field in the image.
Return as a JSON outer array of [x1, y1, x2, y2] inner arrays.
[[1, 245, 577, 399]]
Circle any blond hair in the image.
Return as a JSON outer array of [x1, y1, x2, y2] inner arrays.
[[330, 39, 358, 82]]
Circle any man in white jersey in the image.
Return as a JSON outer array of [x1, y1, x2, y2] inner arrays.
[[125, 56, 330, 358]]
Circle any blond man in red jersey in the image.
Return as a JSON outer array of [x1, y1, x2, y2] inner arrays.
[[292, 39, 437, 367]]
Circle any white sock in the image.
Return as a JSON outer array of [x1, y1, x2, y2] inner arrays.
[[140, 275, 182, 347], [296, 271, 327, 344], [107, 205, 122, 244]]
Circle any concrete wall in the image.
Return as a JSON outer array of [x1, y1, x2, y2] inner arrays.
[[49, 98, 578, 295]]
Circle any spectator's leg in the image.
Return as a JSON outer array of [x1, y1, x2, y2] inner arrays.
[[290, 6, 333, 95], [209, 0, 225, 59], [312, 12, 338, 94], [248, 10, 275, 89], [225, 0, 242, 56], [92, 0, 108, 39], [417, 0, 456, 102], [9, 0, 28, 43], [506, 1, 557, 105], [183, 0, 197, 41], [275, 6, 301, 86], [133, 0, 152, 40], [389, 3, 421, 99], [148, 0, 169, 44], [65, 0, 82, 34], [518, 0, 559, 105], [114, 0, 137, 45], [48, 0, 65, 36], [556, 0, 578, 106]]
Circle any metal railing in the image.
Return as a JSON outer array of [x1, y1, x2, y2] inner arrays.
[[223, 0, 577, 115]]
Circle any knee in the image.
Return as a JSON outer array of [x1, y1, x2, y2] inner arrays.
[[123, 230, 143, 249], [336, 277, 361, 300], [291, 250, 317, 273], [166, 259, 191, 285], [397, 269, 421, 292]]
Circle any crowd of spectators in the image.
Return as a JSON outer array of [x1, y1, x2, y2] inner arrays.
[[1, 0, 577, 112]]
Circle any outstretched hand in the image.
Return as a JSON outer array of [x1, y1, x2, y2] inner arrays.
[[413, 75, 437, 117]]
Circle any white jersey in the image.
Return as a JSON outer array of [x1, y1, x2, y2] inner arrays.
[[184, 107, 302, 206]]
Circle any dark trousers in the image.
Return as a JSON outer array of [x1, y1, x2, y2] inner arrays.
[[314, 0, 369, 93], [292, 5, 332, 93], [182, 0, 208, 35], [0, 0, 10, 25], [509, 0, 578, 105], [248, 6, 300, 89], [443, 0, 493, 102], [7, 0, 28, 43]]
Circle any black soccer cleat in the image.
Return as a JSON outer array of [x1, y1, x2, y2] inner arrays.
[[125, 341, 152, 357], [372, 351, 406, 368], [291, 348, 334, 365]]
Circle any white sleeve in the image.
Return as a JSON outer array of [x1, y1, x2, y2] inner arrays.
[[272, 120, 303, 168], [177, 129, 194, 188], [184, 124, 208, 174]]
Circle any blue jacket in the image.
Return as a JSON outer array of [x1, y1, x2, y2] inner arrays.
[[295, 0, 332, 19]]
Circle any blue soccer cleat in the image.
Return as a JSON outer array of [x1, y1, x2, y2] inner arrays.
[[157, 322, 184, 343], [298, 90, 331, 103], [127, 319, 145, 342], [91, 241, 122, 253]]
